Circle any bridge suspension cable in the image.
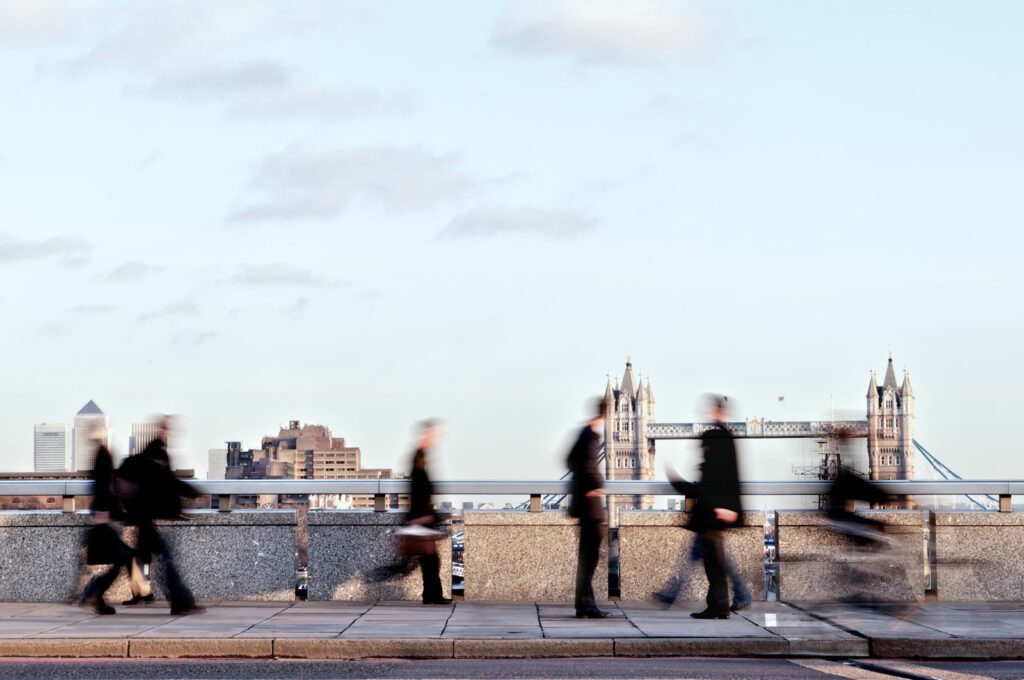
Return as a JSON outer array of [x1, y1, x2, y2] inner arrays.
[[913, 439, 997, 510]]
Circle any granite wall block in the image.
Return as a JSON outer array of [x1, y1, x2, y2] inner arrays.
[[776, 510, 926, 602], [462, 510, 608, 602], [934, 512, 1024, 600], [618, 511, 766, 602], [307, 511, 452, 601]]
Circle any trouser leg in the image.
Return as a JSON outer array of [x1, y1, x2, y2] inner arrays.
[[702, 530, 728, 612], [82, 553, 128, 604], [575, 519, 601, 612], [420, 553, 443, 602], [140, 520, 194, 610]]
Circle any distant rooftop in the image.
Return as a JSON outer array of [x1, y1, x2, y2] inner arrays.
[[76, 400, 104, 416]]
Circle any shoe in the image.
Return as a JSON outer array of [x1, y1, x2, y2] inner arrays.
[[652, 591, 674, 609], [80, 598, 116, 616], [575, 608, 611, 619], [122, 594, 155, 606], [170, 604, 206, 616], [690, 608, 730, 619], [731, 595, 752, 611], [423, 597, 452, 605]]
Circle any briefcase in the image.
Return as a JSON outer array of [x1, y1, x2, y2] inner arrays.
[[84, 524, 129, 565]]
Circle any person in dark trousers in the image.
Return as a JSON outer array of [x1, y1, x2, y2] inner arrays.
[[568, 399, 609, 619], [668, 396, 743, 619], [79, 429, 132, 615], [408, 420, 450, 605], [118, 416, 204, 616]]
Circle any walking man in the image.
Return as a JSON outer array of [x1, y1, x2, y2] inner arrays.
[[668, 396, 743, 619], [568, 399, 609, 619]]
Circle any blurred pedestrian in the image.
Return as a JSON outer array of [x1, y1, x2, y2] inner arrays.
[[79, 427, 131, 615], [118, 416, 203, 616], [667, 396, 743, 619], [567, 398, 608, 619], [407, 419, 449, 605]]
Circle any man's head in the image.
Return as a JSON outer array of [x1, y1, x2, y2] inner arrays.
[[708, 394, 729, 423], [418, 418, 445, 450], [590, 398, 608, 427]]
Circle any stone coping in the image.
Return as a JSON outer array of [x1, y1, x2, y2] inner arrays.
[[308, 510, 451, 526], [618, 510, 765, 527], [933, 512, 1024, 526], [0, 510, 297, 527], [463, 510, 581, 526], [775, 510, 925, 526], [2, 601, 1024, 659]]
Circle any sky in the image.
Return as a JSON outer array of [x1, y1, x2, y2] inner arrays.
[[1, 0, 1022, 491]]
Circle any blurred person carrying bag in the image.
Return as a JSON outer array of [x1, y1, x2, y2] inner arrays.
[[395, 517, 440, 557], [84, 522, 130, 566]]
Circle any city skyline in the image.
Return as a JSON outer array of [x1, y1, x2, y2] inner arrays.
[[2, 2, 1022, 485]]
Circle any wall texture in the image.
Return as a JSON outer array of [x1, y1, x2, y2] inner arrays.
[[463, 511, 608, 602], [307, 511, 451, 601], [618, 510, 766, 602], [776, 510, 926, 602], [934, 512, 1024, 600]]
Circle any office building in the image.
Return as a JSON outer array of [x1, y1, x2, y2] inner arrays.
[[33, 423, 71, 472], [72, 400, 108, 471]]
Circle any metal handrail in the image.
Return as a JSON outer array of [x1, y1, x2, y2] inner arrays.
[[0, 479, 1021, 497]]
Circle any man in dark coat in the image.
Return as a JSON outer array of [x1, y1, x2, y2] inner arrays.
[[668, 396, 743, 619], [567, 398, 608, 618], [118, 416, 203, 616], [79, 431, 131, 615], [407, 419, 449, 605]]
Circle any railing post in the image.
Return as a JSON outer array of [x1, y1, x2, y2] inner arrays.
[[218, 494, 232, 513], [529, 494, 542, 513], [374, 494, 387, 512], [1000, 494, 1013, 513], [62, 495, 76, 514]]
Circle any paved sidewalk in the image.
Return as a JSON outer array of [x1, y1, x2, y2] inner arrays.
[[2, 600, 1024, 659]]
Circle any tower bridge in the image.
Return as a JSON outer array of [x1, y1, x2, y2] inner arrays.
[[602, 353, 916, 524]]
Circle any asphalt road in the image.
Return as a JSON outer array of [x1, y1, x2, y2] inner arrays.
[[1, 658, 1022, 680]]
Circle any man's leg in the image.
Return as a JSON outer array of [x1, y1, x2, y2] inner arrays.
[[141, 521, 196, 611], [726, 552, 752, 609], [655, 533, 703, 605], [575, 519, 601, 613], [419, 553, 443, 603], [702, 530, 729, 613]]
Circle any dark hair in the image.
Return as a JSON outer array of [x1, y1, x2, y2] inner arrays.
[[710, 395, 728, 412], [419, 418, 442, 432], [593, 398, 608, 420]]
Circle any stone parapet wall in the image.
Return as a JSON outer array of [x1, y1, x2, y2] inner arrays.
[[776, 510, 926, 602], [463, 511, 607, 602], [618, 511, 766, 602], [0, 510, 297, 602], [307, 511, 451, 601], [933, 511, 1024, 601]]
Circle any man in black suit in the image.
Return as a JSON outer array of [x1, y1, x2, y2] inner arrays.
[[568, 399, 609, 619], [668, 396, 743, 619], [119, 416, 203, 616]]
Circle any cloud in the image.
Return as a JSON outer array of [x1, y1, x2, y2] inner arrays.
[[137, 298, 199, 322], [228, 144, 474, 223], [148, 61, 294, 98], [233, 264, 331, 288], [68, 304, 114, 315], [0, 232, 91, 263], [440, 205, 596, 239], [492, 0, 712, 66], [107, 260, 165, 282], [0, 0, 92, 44], [193, 331, 217, 346], [148, 61, 410, 120]]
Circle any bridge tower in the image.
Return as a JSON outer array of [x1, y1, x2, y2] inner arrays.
[[603, 356, 657, 527], [866, 353, 916, 502]]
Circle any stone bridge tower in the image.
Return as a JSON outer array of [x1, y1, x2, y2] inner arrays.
[[866, 353, 916, 490], [603, 357, 656, 527]]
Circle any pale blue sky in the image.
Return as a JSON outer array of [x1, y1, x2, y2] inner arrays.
[[2, 1, 1022, 487]]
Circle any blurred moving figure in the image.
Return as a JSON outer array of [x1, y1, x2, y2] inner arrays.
[[407, 420, 450, 605], [117, 416, 203, 616], [567, 399, 609, 619], [79, 427, 132, 615], [667, 396, 743, 619]]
